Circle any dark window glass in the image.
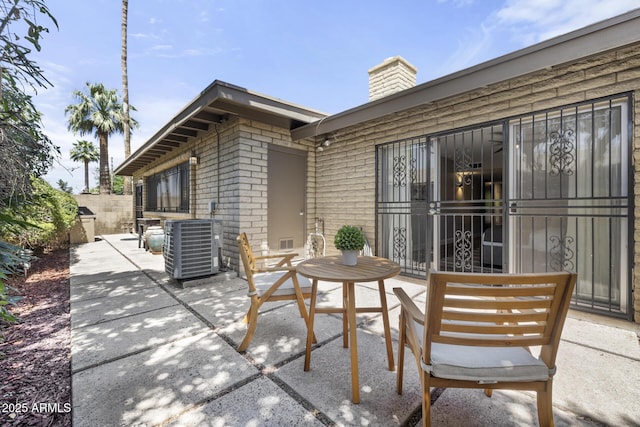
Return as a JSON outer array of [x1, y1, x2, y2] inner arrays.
[[145, 162, 190, 213]]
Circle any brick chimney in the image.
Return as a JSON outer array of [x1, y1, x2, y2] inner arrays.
[[368, 56, 417, 101]]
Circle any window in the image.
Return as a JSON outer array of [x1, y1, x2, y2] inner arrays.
[[145, 162, 190, 212]]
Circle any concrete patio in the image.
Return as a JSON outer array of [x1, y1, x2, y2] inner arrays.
[[70, 234, 640, 426]]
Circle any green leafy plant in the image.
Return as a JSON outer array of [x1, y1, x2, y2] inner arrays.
[[1, 0, 60, 205], [334, 225, 365, 251], [0, 240, 32, 324], [0, 178, 78, 251]]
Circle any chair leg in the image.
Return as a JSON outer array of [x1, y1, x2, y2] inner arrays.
[[397, 310, 406, 395], [421, 370, 432, 427], [536, 382, 554, 427], [241, 298, 258, 324], [484, 389, 493, 397], [238, 303, 259, 352]]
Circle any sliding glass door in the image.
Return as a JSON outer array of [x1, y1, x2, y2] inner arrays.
[[376, 136, 432, 277], [376, 93, 632, 318], [508, 95, 631, 316]]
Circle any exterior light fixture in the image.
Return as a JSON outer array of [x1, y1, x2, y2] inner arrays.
[[317, 138, 331, 152]]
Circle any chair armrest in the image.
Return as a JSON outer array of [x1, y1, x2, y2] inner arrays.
[[255, 253, 299, 267], [255, 253, 299, 260], [254, 266, 295, 273], [393, 288, 425, 325]]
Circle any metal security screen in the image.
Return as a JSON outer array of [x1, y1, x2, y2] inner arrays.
[[508, 95, 632, 317], [376, 136, 431, 277], [375, 93, 632, 319], [430, 123, 505, 274]]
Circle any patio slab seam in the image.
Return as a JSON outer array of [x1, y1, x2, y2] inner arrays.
[[155, 372, 264, 426], [560, 337, 640, 362], [71, 302, 181, 330], [70, 333, 198, 375], [97, 237, 344, 426], [266, 373, 336, 426]]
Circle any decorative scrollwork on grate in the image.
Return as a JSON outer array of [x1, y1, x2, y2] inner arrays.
[[454, 229, 473, 271], [549, 235, 575, 271], [393, 227, 407, 260], [393, 155, 407, 188], [410, 155, 418, 185], [548, 129, 575, 176], [454, 147, 473, 186]]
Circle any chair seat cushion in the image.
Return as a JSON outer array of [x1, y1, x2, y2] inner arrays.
[[413, 321, 550, 382], [253, 272, 312, 297]]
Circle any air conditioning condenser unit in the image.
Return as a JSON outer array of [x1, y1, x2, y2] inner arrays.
[[164, 219, 222, 280]]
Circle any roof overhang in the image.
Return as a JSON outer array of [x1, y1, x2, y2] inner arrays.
[[115, 80, 326, 176], [292, 8, 640, 141]]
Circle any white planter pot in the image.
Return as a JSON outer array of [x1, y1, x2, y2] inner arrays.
[[341, 250, 358, 266]]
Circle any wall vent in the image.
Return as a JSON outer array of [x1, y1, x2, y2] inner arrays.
[[279, 238, 294, 250]]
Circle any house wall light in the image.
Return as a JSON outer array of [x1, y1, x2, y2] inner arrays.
[[189, 156, 199, 165], [317, 138, 331, 152]]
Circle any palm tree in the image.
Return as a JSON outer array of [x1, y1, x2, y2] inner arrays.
[[65, 82, 137, 194], [70, 139, 99, 193], [121, 0, 132, 195]]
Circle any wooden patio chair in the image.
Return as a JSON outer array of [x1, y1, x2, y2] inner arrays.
[[236, 233, 316, 352], [394, 269, 577, 427]]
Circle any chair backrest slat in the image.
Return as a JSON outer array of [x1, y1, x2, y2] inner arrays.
[[444, 298, 552, 311], [237, 233, 258, 291], [237, 233, 256, 272], [445, 283, 557, 297], [443, 310, 548, 323], [441, 322, 546, 335], [425, 270, 577, 356]]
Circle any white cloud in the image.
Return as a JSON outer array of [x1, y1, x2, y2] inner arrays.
[[437, 0, 639, 75], [437, 0, 476, 6], [151, 44, 173, 51], [438, 23, 495, 75], [495, 0, 640, 43]]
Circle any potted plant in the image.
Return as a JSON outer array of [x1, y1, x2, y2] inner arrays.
[[334, 225, 365, 265]]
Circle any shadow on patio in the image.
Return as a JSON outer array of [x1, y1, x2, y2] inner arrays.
[[69, 234, 640, 426]]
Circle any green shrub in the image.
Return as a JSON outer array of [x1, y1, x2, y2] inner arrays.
[[0, 178, 78, 251], [0, 240, 30, 324]]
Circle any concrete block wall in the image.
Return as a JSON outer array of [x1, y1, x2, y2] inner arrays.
[[73, 194, 134, 235], [312, 43, 640, 321]]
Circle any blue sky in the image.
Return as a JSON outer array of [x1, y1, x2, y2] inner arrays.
[[32, 0, 639, 193]]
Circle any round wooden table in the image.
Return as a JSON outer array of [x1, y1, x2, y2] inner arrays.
[[296, 255, 401, 404]]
